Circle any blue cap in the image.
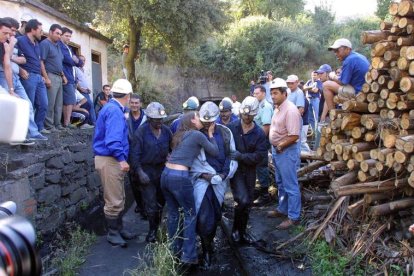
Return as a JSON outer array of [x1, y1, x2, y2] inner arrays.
[[183, 98, 198, 110], [316, 64, 332, 74]]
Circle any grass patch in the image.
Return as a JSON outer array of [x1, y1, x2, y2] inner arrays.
[[52, 225, 96, 276], [308, 239, 372, 276], [125, 231, 179, 276]]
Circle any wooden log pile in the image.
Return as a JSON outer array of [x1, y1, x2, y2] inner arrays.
[[309, 3, 414, 271], [316, 1, 414, 223]]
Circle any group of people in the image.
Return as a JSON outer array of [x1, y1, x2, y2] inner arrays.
[[0, 15, 96, 146], [91, 37, 381, 272]]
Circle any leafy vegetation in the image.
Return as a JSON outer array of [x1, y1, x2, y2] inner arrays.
[[51, 225, 96, 276]]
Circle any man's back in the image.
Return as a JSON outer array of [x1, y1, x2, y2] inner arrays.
[[340, 51, 369, 93]]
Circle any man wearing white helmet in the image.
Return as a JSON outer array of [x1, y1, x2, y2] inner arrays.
[[130, 102, 172, 243], [192, 101, 237, 268], [93, 79, 135, 247], [216, 97, 238, 126], [227, 96, 267, 244], [267, 78, 302, 229], [170, 96, 199, 133]]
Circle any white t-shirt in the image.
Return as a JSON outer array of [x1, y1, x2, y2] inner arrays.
[[232, 101, 241, 115], [75, 90, 85, 104]]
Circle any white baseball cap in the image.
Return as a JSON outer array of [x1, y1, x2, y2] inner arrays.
[[286, 75, 299, 83], [328, 38, 352, 50]]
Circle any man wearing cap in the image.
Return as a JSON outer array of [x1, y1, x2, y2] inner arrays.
[[170, 96, 199, 133], [93, 79, 134, 247], [192, 101, 237, 268], [314, 64, 332, 149], [126, 94, 147, 217], [216, 97, 238, 126], [267, 78, 302, 229], [320, 38, 369, 123], [227, 96, 267, 244], [253, 85, 273, 205], [130, 102, 172, 243]]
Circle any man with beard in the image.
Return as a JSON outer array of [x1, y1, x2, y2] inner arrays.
[[227, 96, 267, 244], [216, 97, 238, 126], [17, 19, 49, 134], [130, 102, 172, 243]]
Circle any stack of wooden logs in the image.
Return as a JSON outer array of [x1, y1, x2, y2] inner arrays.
[[316, 0, 414, 221]]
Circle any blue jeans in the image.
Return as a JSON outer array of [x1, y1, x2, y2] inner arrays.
[[308, 97, 320, 131], [161, 167, 197, 263], [20, 73, 48, 131], [0, 72, 41, 137], [80, 92, 96, 124], [272, 143, 301, 220]]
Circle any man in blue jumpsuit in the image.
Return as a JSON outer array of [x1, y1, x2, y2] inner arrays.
[[227, 96, 267, 244], [93, 79, 134, 247], [170, 96, 199, 133], [216, 97, 238, 126], [130, 102, 172, 243], [194, 101, 235, 268]]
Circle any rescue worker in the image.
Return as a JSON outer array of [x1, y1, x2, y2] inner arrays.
[[267, 78, 302, 229], [170, 96, 199, 133], [227, 96, 267, 244], [191, 101, 237, 269], [126, 94, 147, 218], [93, 79, 135, 247], [130, 102, 172, 243], [216, 97, 238, 126], [161, 111, 219, 268]]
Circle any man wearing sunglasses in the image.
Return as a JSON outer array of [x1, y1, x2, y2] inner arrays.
[[319, 38, 369, 124]]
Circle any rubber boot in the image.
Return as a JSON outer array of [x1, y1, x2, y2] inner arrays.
[[239, 211, 255, 245], [118, 215, 137, 240], [146, 213, 158, 243], [106, 216, 127, 247], [231, 209, 241, 243], [200, 234, 214, 270], [253, 187, 271, 206]]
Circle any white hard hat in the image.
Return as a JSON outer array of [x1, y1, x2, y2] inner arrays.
[[183, 96, 199, 110], [111, 79, 132, 94], [146, 102, 167, 119], [239, 96, 259, 116], [199, 101, 219, 122], [270, 78, 288, 89], [219, 97, 233, 111]]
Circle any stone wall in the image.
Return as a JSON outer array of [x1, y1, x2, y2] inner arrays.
[[0, 129, 101, 236]]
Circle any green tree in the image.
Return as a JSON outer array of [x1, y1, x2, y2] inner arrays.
[[40, 0, 99, 23], [93, 0, 228, 94], [376, 0, 392, 20], [237, 0, 305, 19]]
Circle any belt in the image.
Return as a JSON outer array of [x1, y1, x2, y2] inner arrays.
[[48, 71, 63, 76]]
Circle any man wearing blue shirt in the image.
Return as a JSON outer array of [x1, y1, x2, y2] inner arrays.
[[216, 98, 238, 126], [320, 38, 369, 123], [17, 19, 49, 133], [93, 79, 134, 247], [40, 24, 66, 131], [60, 27, 83, 128]]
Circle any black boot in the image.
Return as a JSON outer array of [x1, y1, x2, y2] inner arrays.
[[239, 211, 255, 245], [253, 187, 271, 206], [118, 216, 137, 240], [106, 216, 127, 247], [146, 213, 159, 243], [200, 234, 214, 270], [231, 209, 242, 243]]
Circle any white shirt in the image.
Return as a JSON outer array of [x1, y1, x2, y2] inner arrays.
[[232, 101, 241, 115]]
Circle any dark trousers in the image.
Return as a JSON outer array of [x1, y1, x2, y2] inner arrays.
[[139, 165, 165, 215], [197, 185, 221, 238]]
